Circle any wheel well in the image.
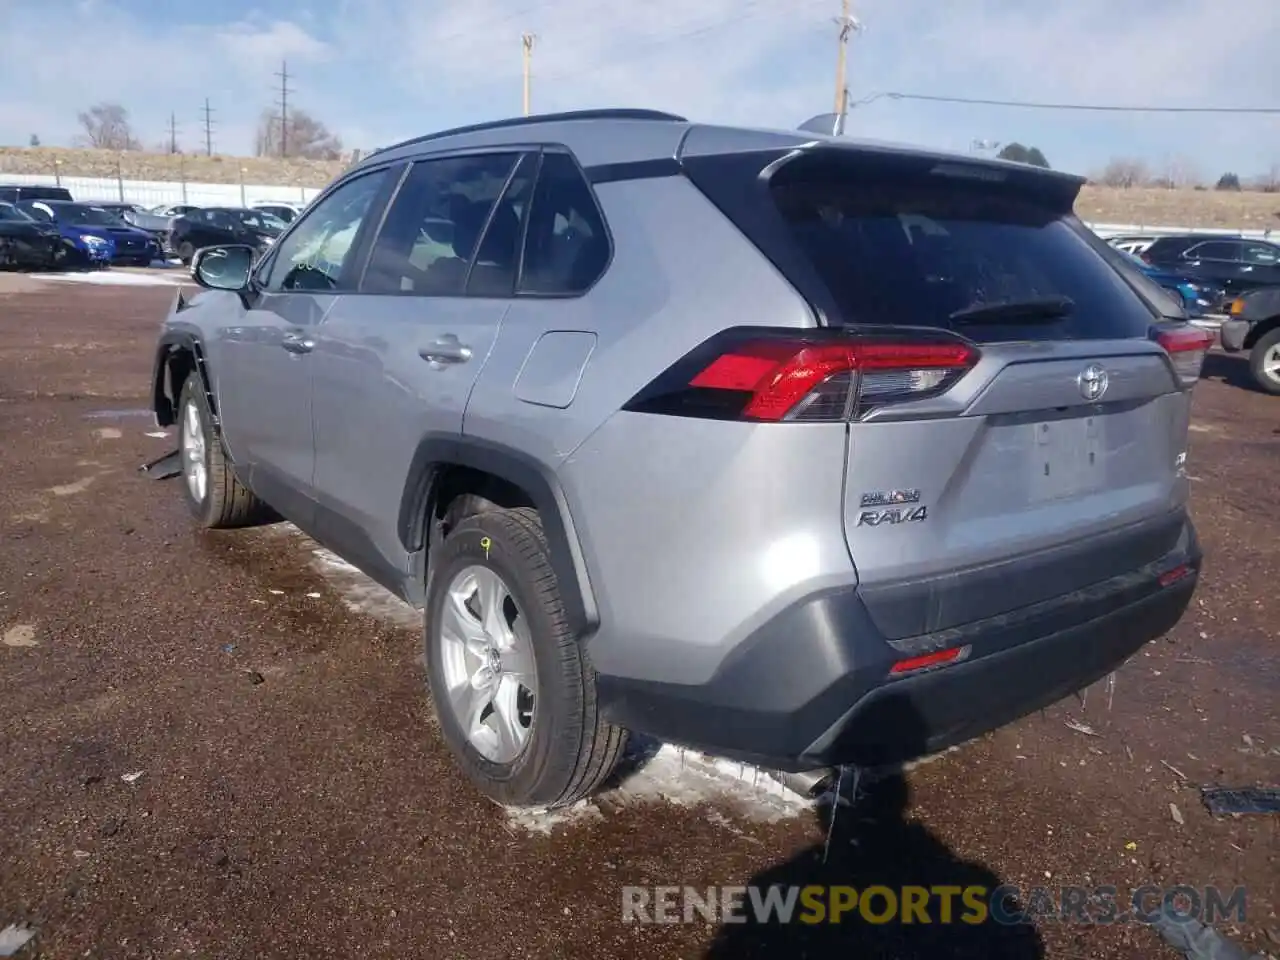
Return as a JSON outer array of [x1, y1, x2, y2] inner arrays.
[[1244, 315, 1280, 350], [155, 343, 216, 427], [429, 465, 536, 546]]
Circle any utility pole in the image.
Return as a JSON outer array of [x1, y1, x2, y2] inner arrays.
[[275, 60, 293, 157], [833, 1, 863, 128], [521, 34, 536, 117], [167, 112, 179, 154], [201, 98, 215, 156]]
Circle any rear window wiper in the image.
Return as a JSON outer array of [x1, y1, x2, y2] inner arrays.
[[949, 295, 1075, 324]]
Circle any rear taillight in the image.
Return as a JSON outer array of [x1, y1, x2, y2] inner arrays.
[[1228, 298, 1245, 316], [1153, 324, 1214, 388], [624, 328, 979, 422]]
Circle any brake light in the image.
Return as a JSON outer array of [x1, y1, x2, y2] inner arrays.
[[625, 329, 979, 422], [1153, 325, 1214, 388]]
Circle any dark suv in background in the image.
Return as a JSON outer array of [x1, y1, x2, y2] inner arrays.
[[0, 184, 74, 204], [1141, 235, 1280, 297]]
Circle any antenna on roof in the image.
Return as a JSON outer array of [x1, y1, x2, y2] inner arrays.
[[798, 112, 846, 137]]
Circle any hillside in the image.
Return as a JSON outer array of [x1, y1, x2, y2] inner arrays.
[[2, 146, 1278, 230]]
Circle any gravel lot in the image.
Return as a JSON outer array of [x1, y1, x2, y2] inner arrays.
[[0, 275, 1276, 960]]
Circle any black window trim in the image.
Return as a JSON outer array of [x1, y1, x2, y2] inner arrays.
[[343, 141, 615, 302], [514, 145, 615, 300], [1183, 240, 1243, 263], [251, 159, 407, 294], [351, 146, 532, 299]]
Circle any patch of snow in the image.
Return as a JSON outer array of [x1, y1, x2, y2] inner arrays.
[[0, 923, 37, 956], [30, 270, 180, 286], [507, 743, 814, 833]]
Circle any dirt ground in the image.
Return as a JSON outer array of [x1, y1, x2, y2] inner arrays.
[[3, 144, 1280, 229], [0, 278, 1276, 960]]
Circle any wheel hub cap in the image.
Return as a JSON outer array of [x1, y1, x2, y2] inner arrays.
[[437, 565, 537, 764], [181, 398, 207, 503]]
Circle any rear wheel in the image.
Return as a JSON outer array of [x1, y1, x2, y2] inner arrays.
[[1249, 328, 1280, 395], [177, 241, 194, 265], [176, 373, 273, 527], [424, 507, 627, 808]]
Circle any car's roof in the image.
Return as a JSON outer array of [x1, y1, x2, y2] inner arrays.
[[354, 107, 1086, 189]]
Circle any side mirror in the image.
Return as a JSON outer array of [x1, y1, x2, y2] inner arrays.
[[192, 244, 255, 291]]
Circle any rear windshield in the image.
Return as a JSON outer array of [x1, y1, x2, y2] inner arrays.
[[768, 159, 1157, 340]]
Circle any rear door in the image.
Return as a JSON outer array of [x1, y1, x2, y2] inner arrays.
[[759, 149, 1197, 638], [309, 150, 535, 571], [1180, 240, 1246, 292], [1240, 241, 1280, 289]]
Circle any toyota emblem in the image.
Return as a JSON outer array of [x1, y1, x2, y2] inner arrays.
[[1078, 363, 1109, 402]]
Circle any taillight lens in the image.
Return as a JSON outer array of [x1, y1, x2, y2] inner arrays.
[[1228, 298, 1245, 316], [1153, 324, 1214, 388], [625, 329, 979, 422]]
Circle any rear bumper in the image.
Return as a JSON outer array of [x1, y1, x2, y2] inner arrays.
[[1219, 319, 1250, 353], [597, 518, 1201, 771]]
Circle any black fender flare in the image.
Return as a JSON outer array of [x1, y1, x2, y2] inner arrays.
[[399, 433, 599, 640], [151, 323, 214, 427]]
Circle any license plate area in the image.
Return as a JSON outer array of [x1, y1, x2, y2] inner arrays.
[[1029, 415, 1105, 502]]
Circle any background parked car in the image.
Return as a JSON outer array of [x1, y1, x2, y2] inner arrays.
[[0, 201, 64, 269], [250, 201, 303, 224], [1220, 287, 1280, 394], [168, 207, 284, 264], [16, 200, 159, 267], [0, 184, 74, 203], [1141, 235, 1280, 296], [1118, 248, 1226, 317], [150, 203, 203, 218], [86, 201, 177, 257]]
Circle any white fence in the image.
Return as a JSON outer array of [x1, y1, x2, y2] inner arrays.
[[0, 171, 323, 208], [2, 170, 1276, 240]]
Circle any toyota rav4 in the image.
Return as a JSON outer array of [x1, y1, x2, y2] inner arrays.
[[147, 109, 1209, 808]]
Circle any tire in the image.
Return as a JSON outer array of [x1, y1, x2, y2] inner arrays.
[[177, 241, 194, 265], [1248, 328, 1280, 395], [424, 507, 627, 808], [175, 373, 273, 528]]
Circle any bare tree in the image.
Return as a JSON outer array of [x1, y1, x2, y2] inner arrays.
[[254, 108, 343, 160], [28, 134, 41, 147], [1253, 163, 1280, 193], [1098, 157, 1151, 189], [76, 102, 141, 150], [1154, 155, 1203, 190]]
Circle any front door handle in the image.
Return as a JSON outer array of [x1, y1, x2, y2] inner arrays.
[[419, 334, 472, 364], [281, 332, 315, 354]]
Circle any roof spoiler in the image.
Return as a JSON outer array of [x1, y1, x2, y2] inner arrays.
[[797, 113, 845, 137]]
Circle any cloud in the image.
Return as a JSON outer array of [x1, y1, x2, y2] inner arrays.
[[0, 0, 1276, 176]]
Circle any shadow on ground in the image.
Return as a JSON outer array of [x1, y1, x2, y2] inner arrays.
[[1201, 352, 1266, 395], [703, 702, 1045, 959]]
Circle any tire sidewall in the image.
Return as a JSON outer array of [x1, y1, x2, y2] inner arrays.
[[176, 378, 214, 523], [1250, 330, 1280, 394], [424, 515, 571, 805]]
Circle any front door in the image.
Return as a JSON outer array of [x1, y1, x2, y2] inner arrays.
[[213, 167, 398, 527], [311, 150, 534, 575]]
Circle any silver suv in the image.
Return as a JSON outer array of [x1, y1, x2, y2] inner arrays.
[[148, 109, 1209, 809]]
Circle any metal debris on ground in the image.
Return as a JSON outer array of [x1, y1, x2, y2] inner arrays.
[[1200, 787, 1280, 816], [1162, 759, 1190, 781], [1065, 718, 1100, 737], [1170, 803, 1185, 825], [120, 771, 144, 784], [0, 923, 36, 957], [1150, 910, 1263, 960]]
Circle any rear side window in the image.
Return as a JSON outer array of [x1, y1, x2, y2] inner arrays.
[[1186, 241, 1241, 261], [518, 152, 610, 296], [1243, 243, 1279, 265], [362, 152, 522, 296], [767, 157, 1157, 340]]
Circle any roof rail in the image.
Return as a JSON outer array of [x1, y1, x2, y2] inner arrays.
[[369, 108, 688, 159]]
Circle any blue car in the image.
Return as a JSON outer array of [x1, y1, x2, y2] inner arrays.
[[1119, 248, 1225, 318], [15, 200, 159, 267]]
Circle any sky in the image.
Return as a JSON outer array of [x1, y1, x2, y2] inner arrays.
[[1, 0, 1277, 179]]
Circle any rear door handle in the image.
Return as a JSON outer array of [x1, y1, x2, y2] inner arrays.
[[419, 334, 472, 364], [281, 332, 315, 354]]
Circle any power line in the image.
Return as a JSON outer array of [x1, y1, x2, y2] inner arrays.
[[201, 98, 215, 156], [852, 91, 1280, 115], [275, 60, 294, 157]]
